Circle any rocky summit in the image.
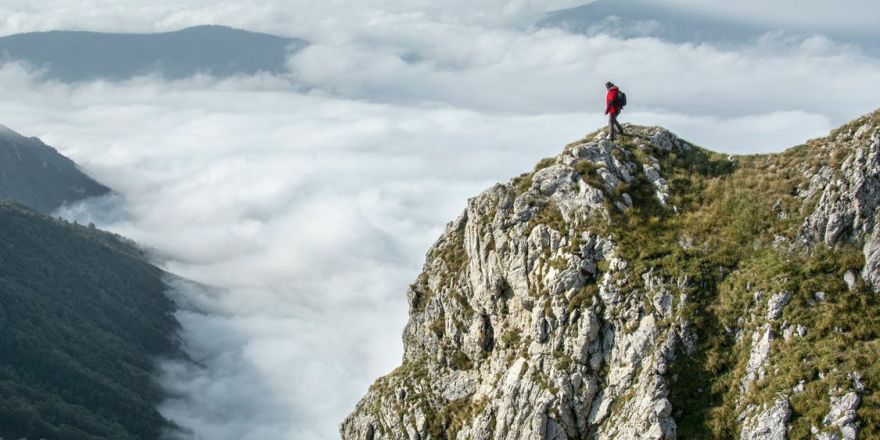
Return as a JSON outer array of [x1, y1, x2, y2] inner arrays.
[[342, 109, 880, 440]]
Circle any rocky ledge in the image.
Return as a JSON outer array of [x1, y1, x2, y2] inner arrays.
[[342, 109, 880, 439]]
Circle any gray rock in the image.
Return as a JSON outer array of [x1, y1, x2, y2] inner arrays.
[[650, 128, 687, 152], [844, 270, 857, 291], [863, 234, 880, 290], [766, 291, 792, 320], [740, 396, 791, 440], [816, 392, 861, 440], [850, 372, 866, 393], [741, 324, 772, 393]]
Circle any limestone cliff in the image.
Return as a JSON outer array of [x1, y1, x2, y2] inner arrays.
[[342, 109, 880, 439]]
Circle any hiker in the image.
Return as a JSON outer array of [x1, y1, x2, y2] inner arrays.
[[605, 82, 626, 141]]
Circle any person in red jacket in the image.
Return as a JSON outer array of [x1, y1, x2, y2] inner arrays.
[[605, 82, 625, 141]]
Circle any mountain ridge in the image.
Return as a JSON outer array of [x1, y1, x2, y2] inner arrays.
[[342, 108, 880, 439], [0, 125, 110, 213], [0, 25, 306, 81]]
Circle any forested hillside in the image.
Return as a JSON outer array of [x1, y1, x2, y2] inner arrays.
[[0, 201, 180, 440]]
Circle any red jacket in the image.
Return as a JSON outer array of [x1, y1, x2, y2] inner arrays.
[[606, 86, 620, 115]]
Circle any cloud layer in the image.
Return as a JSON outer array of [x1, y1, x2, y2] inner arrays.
[[2, 69, 587, 439], [1, 2, 879, 439]]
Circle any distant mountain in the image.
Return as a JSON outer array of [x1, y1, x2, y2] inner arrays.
[[0, 125, 109, 213], [0, 201, 180, 440], [539, 0, 879, 56], [0, 25, 306, 81]]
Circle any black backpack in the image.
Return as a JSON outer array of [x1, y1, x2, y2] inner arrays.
[[615, 90, 627, 109]]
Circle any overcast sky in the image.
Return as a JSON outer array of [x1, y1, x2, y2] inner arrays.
[[665, 0, 880, 34], [4, 0, 880, 37], [1, 2, 879, 440]]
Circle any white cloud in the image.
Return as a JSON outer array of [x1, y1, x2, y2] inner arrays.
[[285, 23, 880, 130], [0, 2, 879, 439]]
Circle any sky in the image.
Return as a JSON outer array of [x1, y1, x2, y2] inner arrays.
[[1, 1, 879, 439], [665, 0, 880, 34]]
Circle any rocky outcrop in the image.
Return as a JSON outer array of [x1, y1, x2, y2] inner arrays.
[[342, 130, 689, 440], [739, 396, 791, 440], [798, 114, 880, 291], [814, 374, 864, 440], [343, 111, 880, 440], [740, 290, 791, 395], [814, 391, 861, 440]]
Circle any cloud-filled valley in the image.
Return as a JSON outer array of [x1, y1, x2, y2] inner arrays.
[[2, 1, 880, 438], [3, 71, 587, 439]]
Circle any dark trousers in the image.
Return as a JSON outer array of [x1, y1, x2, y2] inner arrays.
[[608, 112, 624, 141]]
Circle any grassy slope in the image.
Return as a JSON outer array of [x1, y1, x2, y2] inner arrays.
[[587, 113, 880, 437]]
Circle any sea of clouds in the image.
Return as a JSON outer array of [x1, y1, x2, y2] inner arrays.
[[1, 1, 880, 439]]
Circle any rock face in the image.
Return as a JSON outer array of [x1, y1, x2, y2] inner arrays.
[[798, 116, 880, 294], [343, 110, 880, 439], [799, 124, 880, 246]]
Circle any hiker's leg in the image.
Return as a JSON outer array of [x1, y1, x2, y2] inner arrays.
[[609, 113, 618, 141], [608, 114, 614, 140], [614, 117, 625, 135]]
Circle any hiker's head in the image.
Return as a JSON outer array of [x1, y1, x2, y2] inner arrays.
[[605, 82, 614, 89]]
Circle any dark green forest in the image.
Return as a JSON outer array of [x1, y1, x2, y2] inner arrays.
[[0, 201, 180, 439]]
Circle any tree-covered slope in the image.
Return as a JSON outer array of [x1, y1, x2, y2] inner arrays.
[[342, 109, 880, 439], [0, 25, 306, 82], [0, 125, 110, 213], [0, 201, 179, 440]]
